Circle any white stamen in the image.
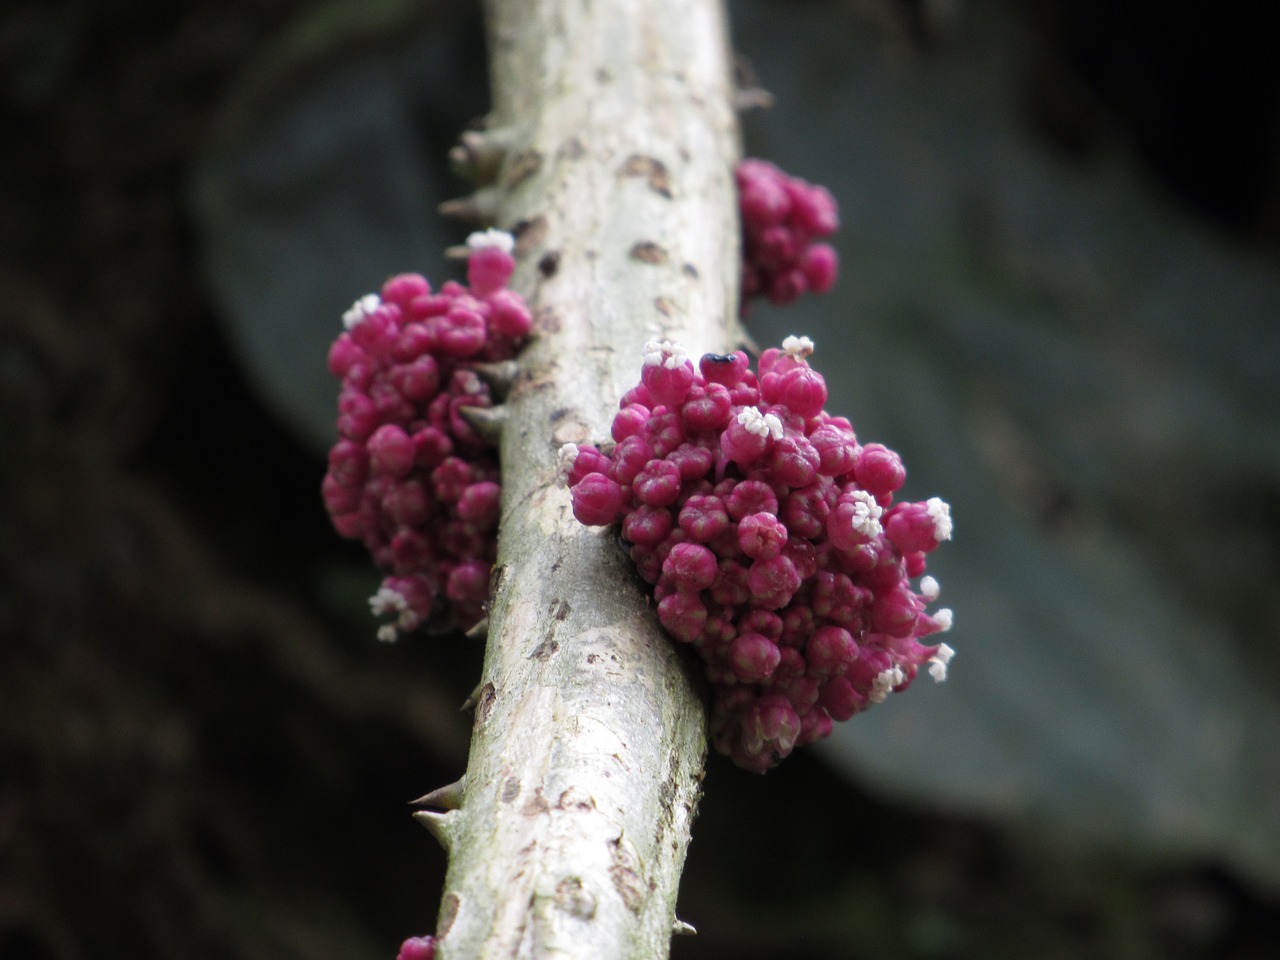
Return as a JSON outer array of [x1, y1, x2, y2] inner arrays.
[[927, 642, 955, 682], [556, 443, 580, 482], [466, 228, 515, 253], [920, 575, 940, 600], [642, 339, 688, 370], [342, 293, 381, 330], [848, 490, 883, 538], [369, 586, 408, 616], [869, 665, 905, 704], [927, 497, 953, 542], [781, 335, 815, 358], [932, 608, 954, 632], [737, 406, 768, 436], [736, 406, 784, 440]]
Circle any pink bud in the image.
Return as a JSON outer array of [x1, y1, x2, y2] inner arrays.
[[570, 473, 623, 526], [737, 511, 788, 560], [658, 591, 707, 643], [698, 351, 750, 387], [729, 632, 782, 683], [486, 288, 533, 336], [633, 458, 682, 507], [367, 424, 416, 478], [854, 443, 906, 497], [801, 243, 838, 292], [662, 542, 719, 592], [677, 494, 730, 542], [381, 273, 431, 306], [805, 625, 857, 675], [467, 245, 515, 296], [397, 935, 436, 960]]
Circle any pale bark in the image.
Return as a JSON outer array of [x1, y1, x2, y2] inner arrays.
[[427, 1, 743, 957]]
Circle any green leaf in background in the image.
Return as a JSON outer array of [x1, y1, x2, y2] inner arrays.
[[192, 1, 486, 452], [733, 0, 1280, 889]]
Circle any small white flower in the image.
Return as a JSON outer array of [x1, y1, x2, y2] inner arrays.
[[642, 339, 688, 370], [926, 497, 953, 542], [848, 490, 883, 538], [927, 642, 955, 682], [781, 335, 815, 358], [466, 228, 515, 253], [932, 608, 954, 632], [736, 406, 784, 440], [369, 586, 408, 616], [920, 575, 940, 600], [869, 665, 905, 704], [737, 406, 768, 435], [376, 624, 399, 643], [342, 293, 381, 330]]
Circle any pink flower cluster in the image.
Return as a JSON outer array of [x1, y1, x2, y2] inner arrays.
[[322, 230, 532, 639], [564, 338, 954, 772], [738, 158, 839, 309]]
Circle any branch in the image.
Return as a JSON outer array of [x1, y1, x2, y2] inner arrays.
[[431, 0, 742, 957]]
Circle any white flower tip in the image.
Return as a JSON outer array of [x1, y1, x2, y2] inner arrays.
[[556, 443, 579, 482], [928, 642, 955, 682], [369, 586, 408, 616], [342, 293, 381, 330], [467, 228, 515, 253], [933, 608, 954, 632], [869, 665, 905, 703], [737, 405, 766, 434], [781, 335, 815, 357], [762, 412, 784, 440], [642, 339, 688, 369], [849, 490, 884, 537], [927, 497, 953, 542], [920, 575, 940, 600], [376, 625, 399, 643]]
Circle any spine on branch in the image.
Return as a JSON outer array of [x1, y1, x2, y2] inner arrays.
[[433, 1, 742, 957]]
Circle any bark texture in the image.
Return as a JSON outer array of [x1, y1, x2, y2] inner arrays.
[[430, 1, 742, 957]]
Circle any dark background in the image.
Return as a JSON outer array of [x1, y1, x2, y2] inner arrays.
[[3, 1, 1278, 958]]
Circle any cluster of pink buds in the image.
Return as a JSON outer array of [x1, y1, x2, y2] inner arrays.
[[563, 338, 954, 772], [322, 230, 532, 639], [737, 158, 839, 310], [396, 935, 435, 960]]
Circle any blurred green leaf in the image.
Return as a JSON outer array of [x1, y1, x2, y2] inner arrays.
[[735, 0, 1280, 888], [191, 2, 485, 451]]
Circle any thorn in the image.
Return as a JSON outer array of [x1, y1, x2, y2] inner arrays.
[[458, 404, 507, 446], [673, 918, 697, 936], [414, 809, 455, 851], [731, 53, 773, 112], [412, 778, 465, 811], [732, 87, 774, 111], [439, 186, 501, 226], [449, 127, 516, 185], [460, 679, 484, 712], [465, 616, 489, 641], [469, 360, 521, 399]]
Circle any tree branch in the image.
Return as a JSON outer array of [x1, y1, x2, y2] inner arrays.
[[431, 1, 742, 957]]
